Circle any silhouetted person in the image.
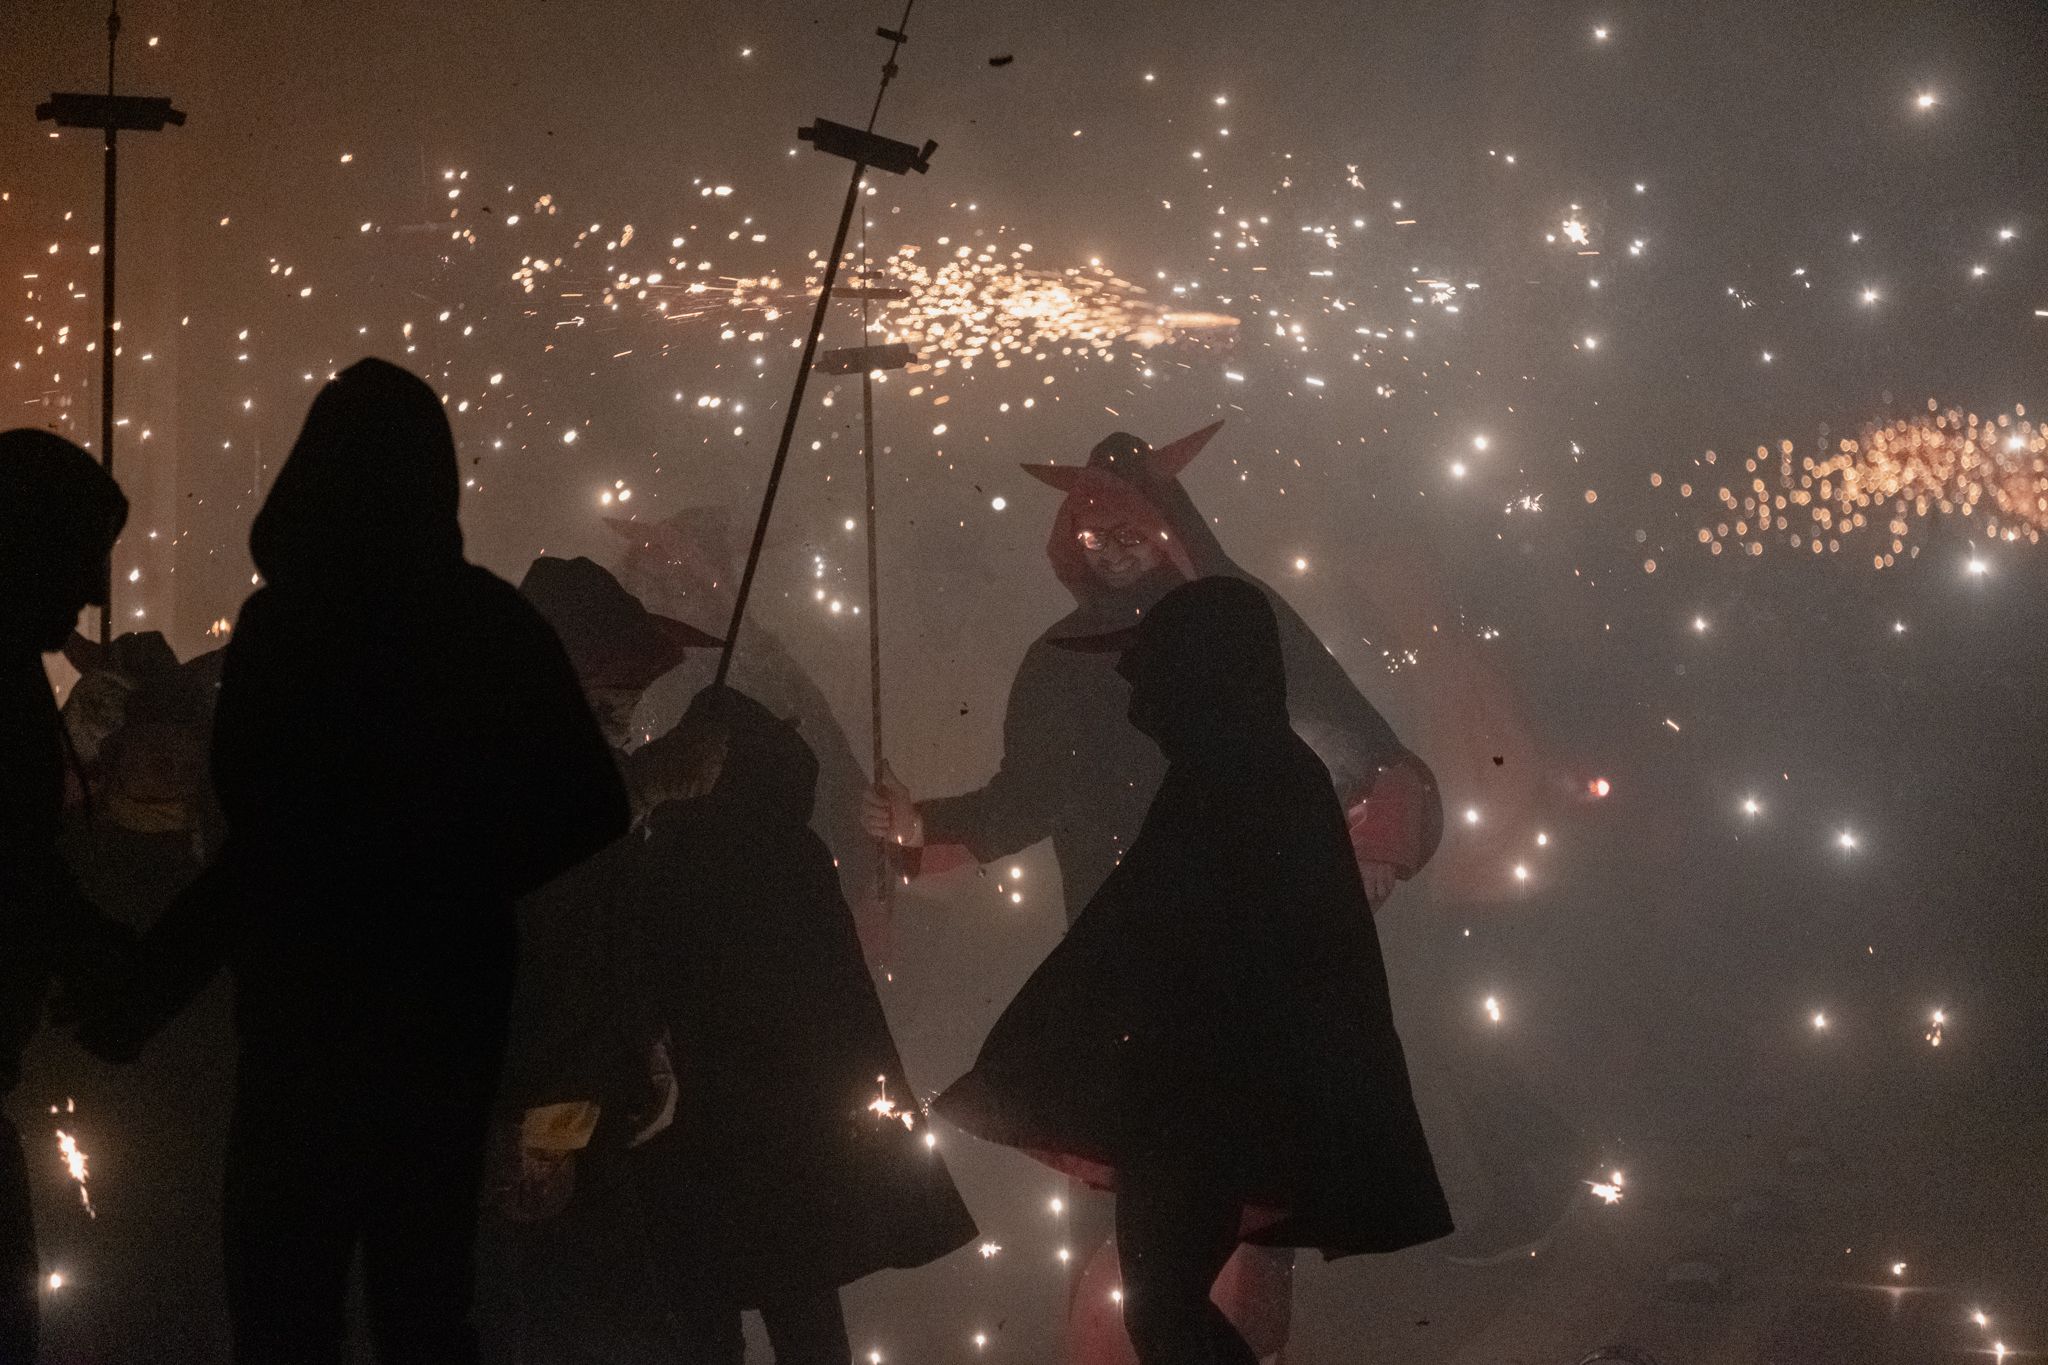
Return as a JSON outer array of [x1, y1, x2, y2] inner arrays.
[[44, 629, 234, 1360], [479, 555, 714, 1364], [868, 424, 1438, 922], [0, 429, 131, 1363], [81, 360, 630, 1365], [864, 425, 1439, 1357], [935, 577, 1451, 1365], [608, 509, 883, 935], [628, 686, 977, 1364]]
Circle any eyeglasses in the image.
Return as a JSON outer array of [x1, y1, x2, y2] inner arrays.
[[1076, 527, 1151, 552]]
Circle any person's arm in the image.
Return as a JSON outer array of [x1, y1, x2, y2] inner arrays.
[[73, 858, 234, 1063], [908, 642, 1070, 866], [437, 583, 632, 902]]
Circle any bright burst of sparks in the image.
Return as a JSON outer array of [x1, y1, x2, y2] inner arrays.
[[1585, 1170, 1625, 1204], [55, 1129, 93, 1217], [1926, 1008, 1947, 1047], [1483, 995, 1502, 1024], [1681, 405, 2045, 568], [866, 1075, 915, 1130], [1813, 1011, 1829, 1030]]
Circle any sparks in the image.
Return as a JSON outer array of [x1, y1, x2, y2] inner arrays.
[[55, 1130, 92, 1217]]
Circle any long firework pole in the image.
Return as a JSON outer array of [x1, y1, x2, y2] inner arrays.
[[35, 2, 184, 645], [857, 216, 889, 904], [712, 1, 932, 688]]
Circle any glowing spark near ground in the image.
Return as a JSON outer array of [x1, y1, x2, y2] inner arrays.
[[1684, 405, 2045, 568], [866, 1076, 915, 1130], [55, 1130, 93, 1217]]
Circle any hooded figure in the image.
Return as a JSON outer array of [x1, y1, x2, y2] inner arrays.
[[35, 629, 234, 1361], [82, 360, 630, 1365], [477, 556, 714, 1365], [0, 428, 131, 1363], [887, 422, 1439, 929], [629, 685, 977, 1363], [935, 578, 1450, 1365], [608, 509, 883, 936], [863, 424, 1441, 1361]]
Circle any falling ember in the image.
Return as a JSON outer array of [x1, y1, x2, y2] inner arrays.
[[1813, 1011, 1829, 1030], [55, 1130, 93, 1217], [1483, 996, 1503, 1024], [1585, 1172, 1625, 1205], [1589, 777, 1612, 798], [1926, 1009, 1946, 1046], [979, 1241, 1003, 1258]]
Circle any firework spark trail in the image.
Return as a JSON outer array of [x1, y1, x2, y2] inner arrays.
[[1682, 404, 2045, 566], [546, 241, 1239, 365], [55, 1129, 93, 1217]]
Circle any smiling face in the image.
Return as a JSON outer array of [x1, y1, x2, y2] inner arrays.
[[1076, 521, 1167, 589]]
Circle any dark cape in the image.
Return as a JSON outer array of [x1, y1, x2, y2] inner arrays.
[[631, 688, 977, 1301], [920, 425, 1439, 923], [1, 431, 131, 1101], [935, 578, 1452, 1258], [0, 428, 131, 1363], [79, 362, 630, 1358]]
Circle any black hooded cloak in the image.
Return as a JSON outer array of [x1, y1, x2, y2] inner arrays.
[[935, 578, 1452, 1257], [0, 429, 129, 1362], [631, 687, 977, 1301], [86, 359, 629, 1358]]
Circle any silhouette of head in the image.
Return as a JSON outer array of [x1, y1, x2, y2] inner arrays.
[[642, 685, 817, 823], [249, 358, 462, 593], [1113, 576, 1289, 762], [0, 428, 128, 653], [519, 555, 719, 746]]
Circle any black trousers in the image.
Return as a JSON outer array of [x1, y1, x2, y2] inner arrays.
[[222, 953, 512, 1365], [1114, 1167, 1258, 1365], [673, 1288, 850, 1365], [1, 1115, 37, 1365]]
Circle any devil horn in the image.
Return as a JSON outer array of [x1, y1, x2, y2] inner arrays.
[[1148, 420, 1225, 479]]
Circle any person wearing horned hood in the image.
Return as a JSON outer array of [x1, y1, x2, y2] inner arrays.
[[866, 421, 1440, 926], [80, 359, 631, 1365], [862, 423, 1442, 1360], [934, 576, 1451, 1365]]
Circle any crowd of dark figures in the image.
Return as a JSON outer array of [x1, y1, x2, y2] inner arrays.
[[1, 357, 1587, 1365]]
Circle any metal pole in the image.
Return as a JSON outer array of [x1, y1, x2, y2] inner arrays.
[[99, 3, 120, 645], [859, 308, 891, 903], [712, 164, 867, 687]]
